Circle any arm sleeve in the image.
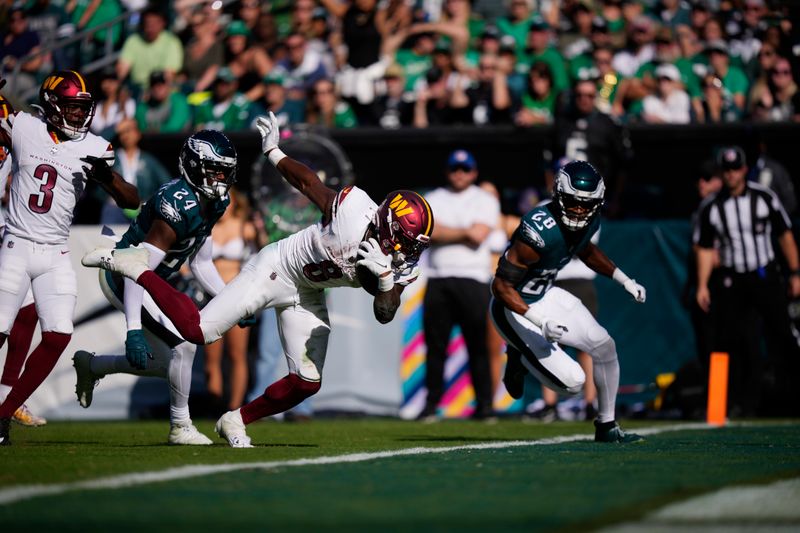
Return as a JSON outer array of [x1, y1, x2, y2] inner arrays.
[[123, 242, 167, 330], [189, 238, 226, 297]]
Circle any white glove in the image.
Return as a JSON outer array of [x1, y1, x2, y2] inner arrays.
[[357, 238, 394, 292], [623, 279, 646, 303], [541, 318, 569, 342], [255, 112, 281, 157], [523, 307, 568, 343]]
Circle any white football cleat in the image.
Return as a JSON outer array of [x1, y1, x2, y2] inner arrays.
[[82, 245, 150, 280], [215, 409, 254, 448], [12, 404, 47, 426], [73, 350, 101, 408], [168, 420, 213, 446]]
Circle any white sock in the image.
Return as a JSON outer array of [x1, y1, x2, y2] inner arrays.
[[593, 357, 619, 423], [0, 384, 11, 403], [168, 343, 195, 425]]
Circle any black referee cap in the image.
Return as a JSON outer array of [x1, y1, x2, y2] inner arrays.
[[717, 146, 746, 170]]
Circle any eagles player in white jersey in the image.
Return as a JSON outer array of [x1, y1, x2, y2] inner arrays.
[[84, 112, 434, 447], [0, 71, 139, 446]]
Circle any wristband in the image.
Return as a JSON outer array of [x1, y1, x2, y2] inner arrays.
[[522, 306, 543, 328], [378, 273, 394, 293], [612, 267, 632, 286], [267, 148, 287, 167]]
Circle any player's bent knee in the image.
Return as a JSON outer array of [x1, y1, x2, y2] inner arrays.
[[563, 371, 586, 396], [591, 335, 617, 363], [43, 320, 74, 335], [294, 375, 321, 398]]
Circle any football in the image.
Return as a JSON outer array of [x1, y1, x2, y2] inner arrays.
[[356, 264, 379, 296]]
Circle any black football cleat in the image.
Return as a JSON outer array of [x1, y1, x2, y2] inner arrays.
[[594, 419, 644, 443], [503, 346, 526, 400], [0, 417, 11, 446]]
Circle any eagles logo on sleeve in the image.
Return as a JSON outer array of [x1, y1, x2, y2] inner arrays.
[[521, 220, 546, 248], [159, 199, 183, 224]]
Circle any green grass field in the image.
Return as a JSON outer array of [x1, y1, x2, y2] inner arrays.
[[2, 420, 799, 531]]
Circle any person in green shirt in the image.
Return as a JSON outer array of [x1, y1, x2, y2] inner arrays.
[[135, 71, 191, 133], [496, 0, 534, 55], [192, 67, 261, 132], [394, 32, 436, 92], [515, 61, 558, 126], [116, 7, 184, 93], [705, 39, 748, 114], [520, 16, 569, 93], [306, 78, 358, 128]]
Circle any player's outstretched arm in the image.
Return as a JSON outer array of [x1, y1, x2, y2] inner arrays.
[[579, 243, 646, 303], [256, 113, 336, 219], [82, 156, 140, 209]]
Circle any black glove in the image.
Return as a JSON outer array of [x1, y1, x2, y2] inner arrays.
[[0, 78, 6, 91], [81, 155, 114, 185], [238, 315, 257, 328]]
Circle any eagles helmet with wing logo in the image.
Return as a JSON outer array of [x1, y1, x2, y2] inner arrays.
[[179, 130, 238, 199], [372, 190, 434, 269], [39, 70, 95, 140], [552, 160, 605, 231]]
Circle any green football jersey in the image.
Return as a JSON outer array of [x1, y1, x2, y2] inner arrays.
[[511, 204, 599, 304], [117, 179, 229, 279]]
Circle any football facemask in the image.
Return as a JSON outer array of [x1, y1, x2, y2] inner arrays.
[[40, 70, 96, 140], [553, 160, 605, 230]]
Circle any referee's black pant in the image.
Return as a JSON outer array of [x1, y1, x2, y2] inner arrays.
[[422, 277, 493, 416], [709, 263, 799, 416]]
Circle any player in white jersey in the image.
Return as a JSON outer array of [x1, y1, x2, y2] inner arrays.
[[0, 71, 139, 446], [83, 112, 435, 447]]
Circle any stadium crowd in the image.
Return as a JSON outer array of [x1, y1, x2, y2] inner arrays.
[[0, 0, 798, 136]]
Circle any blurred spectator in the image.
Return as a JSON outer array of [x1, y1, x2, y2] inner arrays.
[[1, 8, 43, 95], [205, 189, 258, 411], [729, 0, 767, 67], [700, 16, 725, 44], [515, 61, 557, 126], [117, 7, 183, 92], [135, 71, 192, 133], [750, 57, 797, 122], [260, 71, 305, 127], [413, 65, 471, 127], [66, 0, 122, 62], [498, 35, 526, 97], [90, 71, 135, 138], [420, 149, 499, 421], [102, 118, 170, 224], [238, 0, 263, 34], [25, 0, 69, 70], [552, 78, 632, 212], [642, 63, 691, 124], [371, 62, 415, 129], [655, 0, 692, 29], [414, 0, 479, 55], [522, 15, 569, 94], [179, 4, 224, 93], [275, 32, 329, 102], [193, 67, 261, 131], [747, 42, 779, 106], [693, 72, 738, 123], [200, 20, 272, 101], [612, 15, 655, 78], [568, 17, 612, 83], [394, 31, 435, 92], [252, 9, 280, 54], [466, 52, 512, 125], [600, 0, 627, 48], [496, 0, 534, 55], [592, 45, 622, 115], [559, 1, 594, 61], [306, 78, 358, 128], [704, 39, 748, 115], [689, 0, 712, 37]]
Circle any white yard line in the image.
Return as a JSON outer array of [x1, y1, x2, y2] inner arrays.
[[0, 422, 729, 505]]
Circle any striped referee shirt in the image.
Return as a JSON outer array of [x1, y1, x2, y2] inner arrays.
[[694, 182, 792, 273]]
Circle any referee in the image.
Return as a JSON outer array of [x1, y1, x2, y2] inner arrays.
[[695, 146, 800, 417]]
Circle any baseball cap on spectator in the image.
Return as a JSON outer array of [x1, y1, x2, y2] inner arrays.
[[529, 15, 550, 31], [433, 38, 451, 54], [312, 7, 328, 20], [226, 20, 251, 37], [690, 0, 710, 11], [705, 39, 729, 55], [591, 16, 609, 33], [655, 27, 674, 45], [655, 63, 681, 81], [481, 25, 500, 40], [447, 149, 477, 172], [632, 15, 653, 32], [149, 70, 167, 86], [216, 67, 237, 82], [499, 35, 517, 53], [263, 71, 285, 85], [717, 146, 746, 170], [426, 66, 445, 84]]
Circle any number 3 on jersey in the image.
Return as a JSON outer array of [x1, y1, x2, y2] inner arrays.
[[29, 164, 57, 214]]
